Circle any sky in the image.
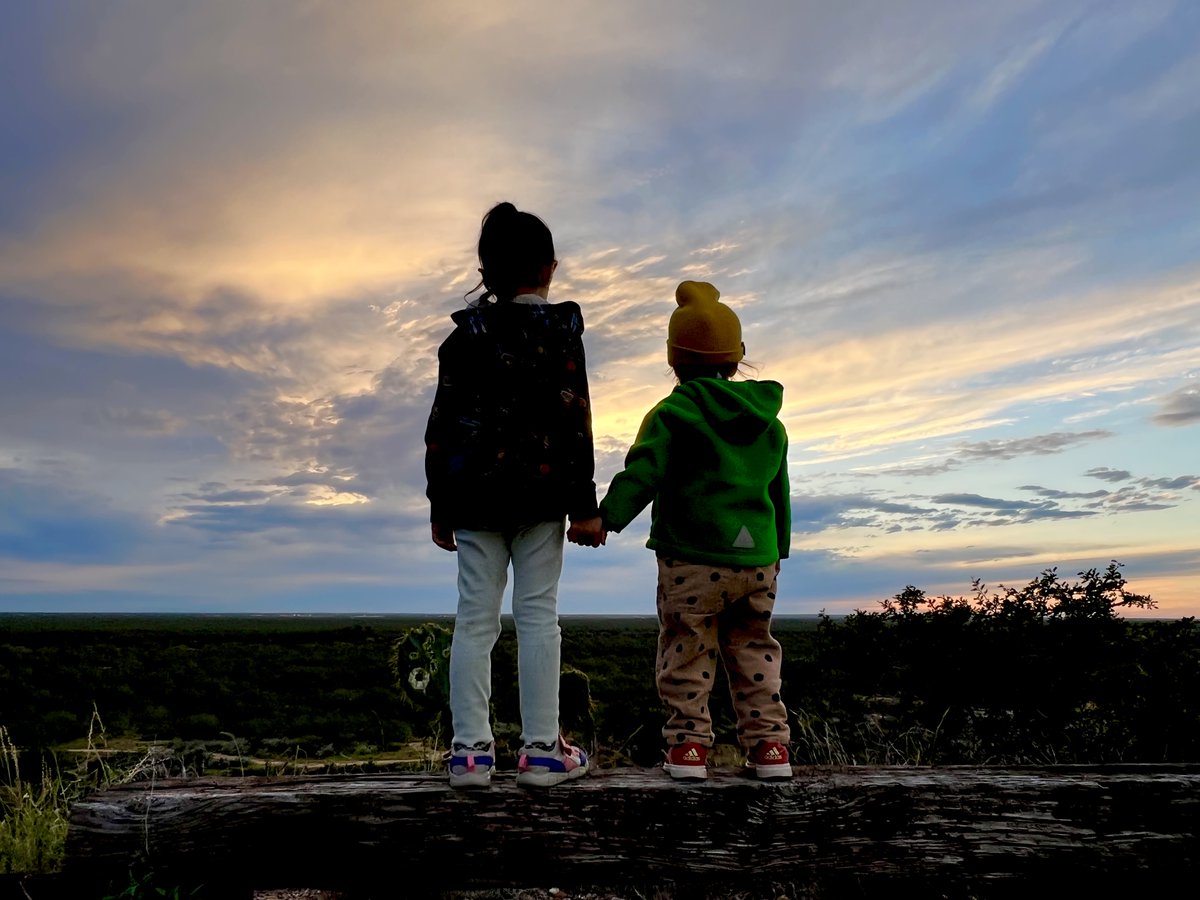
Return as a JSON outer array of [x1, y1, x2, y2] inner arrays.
[[1, 0, 1198, 618]]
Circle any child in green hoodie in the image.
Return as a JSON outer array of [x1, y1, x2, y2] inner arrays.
[[597, 281, 792, 780]]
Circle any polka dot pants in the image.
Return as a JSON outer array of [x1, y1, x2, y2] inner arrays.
[[655, 556, 790, 752]]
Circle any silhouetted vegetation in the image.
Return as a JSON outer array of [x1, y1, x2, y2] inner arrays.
[[791, 561, 1200, 765], [1, 563, 1197, 773]]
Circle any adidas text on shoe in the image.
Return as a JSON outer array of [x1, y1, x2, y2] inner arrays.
[[746, 740, 792, 780], [516, 735, 589, 787], [446, 742, 495, 789], [664, 742, 708, 780]]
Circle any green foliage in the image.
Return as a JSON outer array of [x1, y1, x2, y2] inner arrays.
[[101, 858, 203, 900], [386, 623, 603, 761], [0, 708, 196, 876], [793, 562, 1199, 765], [0, 726, 69, 875], [561, 620, 664, 765], [560, 663, 597, 750], [0, 619, 418, 758], [388, 622, 454, 737]]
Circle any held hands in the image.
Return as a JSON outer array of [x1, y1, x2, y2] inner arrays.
[[435, 520, 605, 551], [567, 516, 607, 548]]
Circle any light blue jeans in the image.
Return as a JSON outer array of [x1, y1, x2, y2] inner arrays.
[[449, 519, 566, 749]]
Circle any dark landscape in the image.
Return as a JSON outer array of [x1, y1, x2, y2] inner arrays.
[[4, 563, 1198, 772], [2, 562, 1199, 898]]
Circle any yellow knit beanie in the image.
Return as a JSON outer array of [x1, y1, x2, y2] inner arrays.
[[667, 281, 745, 366]]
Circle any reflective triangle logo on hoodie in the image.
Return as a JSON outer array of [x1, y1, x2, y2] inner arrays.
[[732, 526, 755, 549]]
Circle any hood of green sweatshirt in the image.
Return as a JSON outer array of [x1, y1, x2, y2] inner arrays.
[[664, 378, 783, 445]]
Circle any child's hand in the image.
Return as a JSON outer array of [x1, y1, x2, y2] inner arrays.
[[567, 517, 606, 548], [431, 523, 457, 552]]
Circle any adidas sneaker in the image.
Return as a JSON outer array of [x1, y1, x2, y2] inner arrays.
[[746, 740, 792, 779], [664, 741, 708, 780]]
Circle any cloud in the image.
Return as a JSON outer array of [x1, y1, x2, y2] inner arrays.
[[866, 458, 960, 477], [1097, 484, 1192, 513], [1020, 507, 1098, 520], [1019, 485, 1110, 500], [0, 466, 155, 564], [868, 430, 1114, 477], [931, 493, 1043, 511], [1085, 467, 1133, 483], [1022, 472, 1196, 516], [3, 1, 1199, 614], [791, 493, 937, 533], [1140, 475, 1200, 490], [765, 270, 1200, 462], [179, 487, 279, 505], [956, 430, 1113, 460], [164, 495, 406, 542], [10, 1, 1034, 306], [791, 487, 1114, 536], [968, 19, 1066, 113], [1152, 385, 1200, 426]]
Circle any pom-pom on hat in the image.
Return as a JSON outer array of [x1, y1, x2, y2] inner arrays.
[[667, 280, 745, 366]]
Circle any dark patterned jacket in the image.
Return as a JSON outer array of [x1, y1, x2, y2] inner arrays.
[[424, 298, 599, 531]]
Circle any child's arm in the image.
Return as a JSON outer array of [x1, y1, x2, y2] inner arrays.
[[769, 432, 791, 561], [424, 331, 464, 549], [561, 308, 601, 526], [598, 405, 670, 534]]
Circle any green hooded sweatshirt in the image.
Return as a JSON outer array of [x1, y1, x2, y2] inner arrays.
[[599, 378, 790, 566]]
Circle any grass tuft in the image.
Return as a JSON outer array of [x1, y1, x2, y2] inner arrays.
[[1, 706, 184, 876], [0, 724, 71, 875]]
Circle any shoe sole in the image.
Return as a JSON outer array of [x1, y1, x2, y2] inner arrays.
[[448, 769, 493, 789], [748, 762, 793, 779], [663, 763, 707, 780], [516, 764, 589, 787]]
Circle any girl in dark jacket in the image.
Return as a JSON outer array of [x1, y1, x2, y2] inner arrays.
[[425, 202, 602, 788]]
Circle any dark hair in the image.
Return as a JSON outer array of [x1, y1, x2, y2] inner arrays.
[[673, 360, 757, 384], [466, 202, 555, 305]]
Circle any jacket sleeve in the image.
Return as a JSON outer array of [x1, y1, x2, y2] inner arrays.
[[424, 329, 463, 525], [563, 327, 600, 522], [598, 403, 671, 533], [769, 430, 791, 560]]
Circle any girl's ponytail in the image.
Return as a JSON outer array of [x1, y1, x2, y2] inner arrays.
[[466, 202, 555, 305]]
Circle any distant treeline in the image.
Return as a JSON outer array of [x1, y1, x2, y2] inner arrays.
[[2, 563, 1197, 767]]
